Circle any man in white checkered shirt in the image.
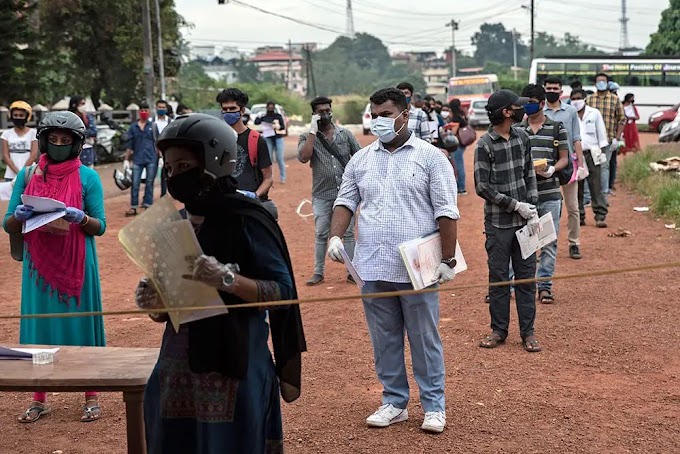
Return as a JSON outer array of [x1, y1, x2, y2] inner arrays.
[[327, 88, 459, 434], [397, 82, 432, 142]]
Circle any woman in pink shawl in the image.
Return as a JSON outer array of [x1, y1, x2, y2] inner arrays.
[[3, 111, 107, 423]]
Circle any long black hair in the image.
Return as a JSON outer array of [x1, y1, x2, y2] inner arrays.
[[68, 96, 85, 113], [449, 98, 465, 116]]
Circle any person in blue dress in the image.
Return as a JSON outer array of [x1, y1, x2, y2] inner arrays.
[[134, 113, 306, 454], [3, 111, 107, 423]]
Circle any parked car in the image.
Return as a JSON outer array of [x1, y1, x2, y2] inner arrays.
[[649, 103, 680, 133], [658, 112, 680, 143], [248, 103, 289, 135], [467, 100, 489, 128], [362, 103, 372, 135]]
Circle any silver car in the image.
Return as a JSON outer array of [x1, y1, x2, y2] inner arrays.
[[467, 100, 489, 128]]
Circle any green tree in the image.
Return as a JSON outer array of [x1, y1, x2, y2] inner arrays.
[[0, 1, 43, 105], [233, 57, 261, 83], [647, 0, 680, 55], [531, 32, 604, 63], [471, 23, 528, 67]]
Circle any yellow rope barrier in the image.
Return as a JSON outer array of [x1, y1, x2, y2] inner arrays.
[[1, 260, 678, 320]]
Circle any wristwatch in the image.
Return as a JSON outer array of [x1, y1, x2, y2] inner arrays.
[[441, 257, 457, 268], [221, 269, 236, 290]]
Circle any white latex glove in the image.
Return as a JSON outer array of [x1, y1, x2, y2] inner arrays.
[[610, 138, 618, 150], [576, 166, 589, 181], [184, 255, 236, 289], [327, 236, 345, 263], [598, 153, 608, 165], [309, 114, 320, 135], [433, 263, 456, 284], [515, 202, 538, 220], [123, 160, 131, 171], [134, 277, 163, 310], [527, 213, 542, 236], [536, 165, 555, 179]]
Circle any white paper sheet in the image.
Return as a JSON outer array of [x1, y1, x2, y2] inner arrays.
[[0, 346, 60, 360], [399, 232, 467, 291], [340, 248, 364, 289], [20, 195, 68, 233], [515, 212, 558, 260]]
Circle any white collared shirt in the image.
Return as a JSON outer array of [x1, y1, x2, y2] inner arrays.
[[577, 106, 609, 150], [334, 133, 459, 283]]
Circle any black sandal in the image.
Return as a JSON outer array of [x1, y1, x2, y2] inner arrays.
[[523, 336, 542, 353], [538, 290, 555, 304], [479, 332, 505, 349]]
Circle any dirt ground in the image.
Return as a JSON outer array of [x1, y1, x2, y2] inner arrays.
[[0, 132, 678, 454]]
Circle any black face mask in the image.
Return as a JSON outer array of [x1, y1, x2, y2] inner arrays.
[[167, 167, 204, 204], [434, 106, 442, 114], [545, 92, 561, 103], [12, 118, 27, 128], [319, 113, 332, 125], [266, 108, 275, 114], [511, 107, 526, 123]]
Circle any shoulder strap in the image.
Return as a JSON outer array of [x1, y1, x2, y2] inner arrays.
[[25, 164, 37, 185], [316, 131, 349, 169], [480, 133, 495, 163], [247, 129, 260, 168], [552, 120, 561, 157]]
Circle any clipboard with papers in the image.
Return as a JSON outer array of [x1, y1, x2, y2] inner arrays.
[[398, 231, 467, 291], [515, 212, 558, 260]]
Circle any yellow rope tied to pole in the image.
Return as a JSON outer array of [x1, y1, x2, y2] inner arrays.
[[0, 261, 678, 320]]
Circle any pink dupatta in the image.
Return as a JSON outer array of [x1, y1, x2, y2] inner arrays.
[[24, 154, 86, 304]]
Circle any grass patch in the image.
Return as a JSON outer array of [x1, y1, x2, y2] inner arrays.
[[620, 146, 680, 224]]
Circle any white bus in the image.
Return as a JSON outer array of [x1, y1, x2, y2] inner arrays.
[[529, 56, 680, 124]]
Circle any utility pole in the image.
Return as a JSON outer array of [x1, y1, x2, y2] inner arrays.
[[286, 39, 292, 90], [446, 19, 459, 78], [619, 0, 630, 51], [141, 0, 155, 106], [512, 29, 518, 80], [530, 0, 535, 63], [154, 0, 166, 100]]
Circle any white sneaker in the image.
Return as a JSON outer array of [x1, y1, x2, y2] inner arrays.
[[421, 411, 446, 433], [365, 404, 408, 428]]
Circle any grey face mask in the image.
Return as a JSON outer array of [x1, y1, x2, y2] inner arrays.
[[46, 143, 73, 162]]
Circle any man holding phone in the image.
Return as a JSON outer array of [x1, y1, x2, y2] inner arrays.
[[297, 96, 361, 286]]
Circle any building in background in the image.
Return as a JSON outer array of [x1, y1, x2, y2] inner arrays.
[[251, 47, 306, 95]]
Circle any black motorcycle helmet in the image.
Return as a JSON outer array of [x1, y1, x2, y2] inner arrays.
[[156, 113, 237, 180], [37, 111, 86, 159]]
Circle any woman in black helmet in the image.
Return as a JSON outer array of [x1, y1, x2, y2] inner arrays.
[[134, 113, 306, 454], [3, 111, 107, 423]]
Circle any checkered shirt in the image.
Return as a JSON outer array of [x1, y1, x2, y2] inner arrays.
[[408, 106, 433, 142], [474, 126, 538, 229], [586, 92, 625, 141], [334, 133, 459, 283], [297, 125, 362, 200]]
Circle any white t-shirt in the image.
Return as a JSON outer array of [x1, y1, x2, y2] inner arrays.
[[1, 128, 37, 179], [155, 117, 170, 135]]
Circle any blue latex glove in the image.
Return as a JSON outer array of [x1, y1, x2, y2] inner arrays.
[[14, 205, 34, 222], [63, 207, 86, 224], [236, 190, 258, 199]]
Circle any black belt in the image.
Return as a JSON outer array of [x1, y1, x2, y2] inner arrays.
[[10, 150, 30, 154]]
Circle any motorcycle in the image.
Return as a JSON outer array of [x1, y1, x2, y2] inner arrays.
[[95, 112, 129, 163]]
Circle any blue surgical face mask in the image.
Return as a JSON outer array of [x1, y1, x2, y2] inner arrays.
[[405, 96, 411, 105], [156, 108, 167, 117], [223, 112, 241, 126], [524, 102, 541, 116], [596, 81, 608, 92], [370, 111, 407, 143]]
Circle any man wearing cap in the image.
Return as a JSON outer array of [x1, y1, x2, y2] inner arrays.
[[474, 89, 542, 353]]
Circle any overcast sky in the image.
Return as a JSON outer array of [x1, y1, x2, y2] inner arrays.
[[175, 0, 668, 56]]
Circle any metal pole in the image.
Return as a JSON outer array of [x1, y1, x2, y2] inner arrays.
[[530, 0, 535, 62], [512, 29, 518, 80], [141, 0, 155, 106], [287, 39, 292, 90], [446, 20, 459, 78], [154, 0, 166, 100]]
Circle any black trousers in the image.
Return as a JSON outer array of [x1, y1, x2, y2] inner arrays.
[[485, 223, 537, 339]]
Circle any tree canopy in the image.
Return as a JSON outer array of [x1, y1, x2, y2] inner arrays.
[[646, 0, 680, 55]]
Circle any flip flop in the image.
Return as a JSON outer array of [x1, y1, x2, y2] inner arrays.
[[479, 333, 505, 349], [81, 400, 102, 422], [523, 336, 542, 353], [18, 401, 52, 423]]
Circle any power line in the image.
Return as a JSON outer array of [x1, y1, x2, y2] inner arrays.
[[226, 0, 345, 35]]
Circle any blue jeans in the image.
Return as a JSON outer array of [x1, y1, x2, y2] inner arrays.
[[452, 146, 466, 192], [265, 136, 286, 182], [600, 145, 613, 197], [536, 199, 562, 293], [131, 162, 158, 208], [361, 281, 445, 412], [312, 197, 355, 276]]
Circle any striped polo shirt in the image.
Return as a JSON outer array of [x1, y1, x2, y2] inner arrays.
[[520, 117, 568, 202]]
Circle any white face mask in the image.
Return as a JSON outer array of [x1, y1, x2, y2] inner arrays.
[[370, 110, 407, 143], [441, 111, 450, 119], [571, 99, 586, 111], [77, 105, 87, 113]]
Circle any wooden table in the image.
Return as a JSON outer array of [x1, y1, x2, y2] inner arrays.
[[0, 346, 159, 454]]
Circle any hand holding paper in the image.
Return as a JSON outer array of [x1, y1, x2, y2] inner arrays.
[[527, 214, 541, 236], [14, 205, 34, 222], [327, 236, 344, 263], [432, 263, 456, 284]]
